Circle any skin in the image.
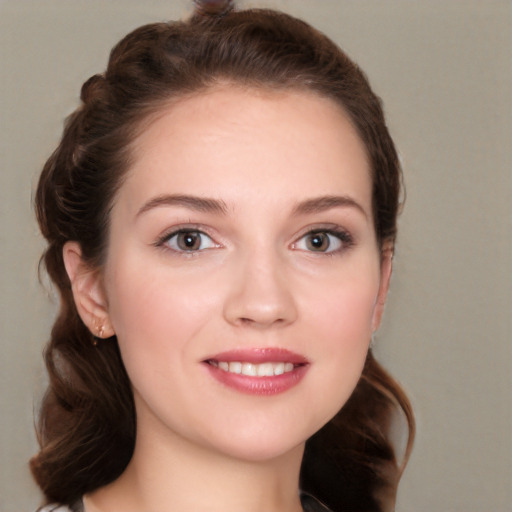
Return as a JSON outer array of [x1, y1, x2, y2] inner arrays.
[[64, 86, 392, 512]]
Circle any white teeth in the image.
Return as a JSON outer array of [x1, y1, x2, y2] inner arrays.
[[242, 363, 257, 376], [229, 361, 242, 374], [257, 362, 274, 377], [274, 362, 285, 375], [212, 361, 297, 377]]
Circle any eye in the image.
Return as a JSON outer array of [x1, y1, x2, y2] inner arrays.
[[293, 229, 352, 253], [162, 230, 218, 252]]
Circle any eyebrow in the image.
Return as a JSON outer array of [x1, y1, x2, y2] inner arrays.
[[136, 194, 229, 218], [136, 193, 367, 219], [292, 195, 368, 218]]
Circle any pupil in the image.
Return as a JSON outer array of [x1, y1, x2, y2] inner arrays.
[[308, 233, 328, 251], [180, 232, 199, 250]]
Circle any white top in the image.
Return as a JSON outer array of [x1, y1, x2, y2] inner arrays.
[[39, 507, 73, 512], [37, 493, 332, 512]]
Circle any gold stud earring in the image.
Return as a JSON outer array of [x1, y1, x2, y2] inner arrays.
[[92, 322, 104, 346]]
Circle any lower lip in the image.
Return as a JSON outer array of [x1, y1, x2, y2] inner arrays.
[[204, 363, 309, 396]]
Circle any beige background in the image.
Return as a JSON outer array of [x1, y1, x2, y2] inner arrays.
[[1, 1, 511, 511]]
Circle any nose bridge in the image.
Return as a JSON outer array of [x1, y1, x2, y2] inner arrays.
[[223, 242, 297, 328]]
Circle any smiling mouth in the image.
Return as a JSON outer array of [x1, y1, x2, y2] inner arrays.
[[206, 360, 299, 377], [204, 349, 309, 395]]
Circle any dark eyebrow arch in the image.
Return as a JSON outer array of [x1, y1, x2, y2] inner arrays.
[[292, 195, 368, 218], [136, 194, 229, 218]]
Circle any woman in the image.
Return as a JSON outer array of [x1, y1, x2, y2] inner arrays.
[[31, 1, 414, 511]]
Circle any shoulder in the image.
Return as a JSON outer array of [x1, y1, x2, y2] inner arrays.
[[38, 507, 72, 512], [37, 501, 82, 512], [300, 492, 333, 512]]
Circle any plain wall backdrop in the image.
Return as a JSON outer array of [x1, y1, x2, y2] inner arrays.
[[1, 1, 511, 511]]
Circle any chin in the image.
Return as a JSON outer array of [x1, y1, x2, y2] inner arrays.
[[196, 414, 332, 464], [211, 435, 306, 464]]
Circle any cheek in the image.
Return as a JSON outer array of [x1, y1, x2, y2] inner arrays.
[[105, 263, 220, 367], [315, 287, 375, 391], [307, 272, 378, 351], [302, 270, 379, 418]]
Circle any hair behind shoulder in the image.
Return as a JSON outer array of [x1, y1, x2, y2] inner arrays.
[[32, 6, 413, 511]]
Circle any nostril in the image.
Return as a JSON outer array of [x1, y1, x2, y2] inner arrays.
[[237, 316, 286, 327], [223, 268, 298, 328]]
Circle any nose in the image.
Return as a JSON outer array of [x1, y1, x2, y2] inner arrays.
[[223, 250, 298, 329]]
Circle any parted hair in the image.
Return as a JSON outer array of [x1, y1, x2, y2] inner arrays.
[[32, 4, 414, 512]]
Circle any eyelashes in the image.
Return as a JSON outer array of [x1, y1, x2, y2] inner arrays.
[[155, 225, 354, 256], [155, 227, 219, 253], [292, 228, 354, 254]]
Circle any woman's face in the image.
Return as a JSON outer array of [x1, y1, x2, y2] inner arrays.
[[75, 87, 391, 462]]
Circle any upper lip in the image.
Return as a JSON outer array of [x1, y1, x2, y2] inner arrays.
[[204, 348, 309, 365]]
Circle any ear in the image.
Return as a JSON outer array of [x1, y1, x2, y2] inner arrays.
[[371, 243, 394, 332], [63, 241, 115, 338]]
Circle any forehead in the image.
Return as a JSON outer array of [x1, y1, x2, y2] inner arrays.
[[121, 86, 371, 213]]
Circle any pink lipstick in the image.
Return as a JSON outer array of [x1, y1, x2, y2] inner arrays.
[[203, 348, 309, 395]]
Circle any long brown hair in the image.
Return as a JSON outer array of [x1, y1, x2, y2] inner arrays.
[[32, 5, 414, 511]]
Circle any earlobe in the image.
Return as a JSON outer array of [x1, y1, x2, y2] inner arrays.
[[62, 241, 115, 338], [371, 244, 394, 333]]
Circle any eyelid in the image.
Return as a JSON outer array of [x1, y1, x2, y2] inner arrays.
[[154, 224, 222, 253], [291, 225, 354, 254]]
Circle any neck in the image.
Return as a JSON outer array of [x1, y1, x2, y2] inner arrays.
[[85, 416, 305, 512]]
